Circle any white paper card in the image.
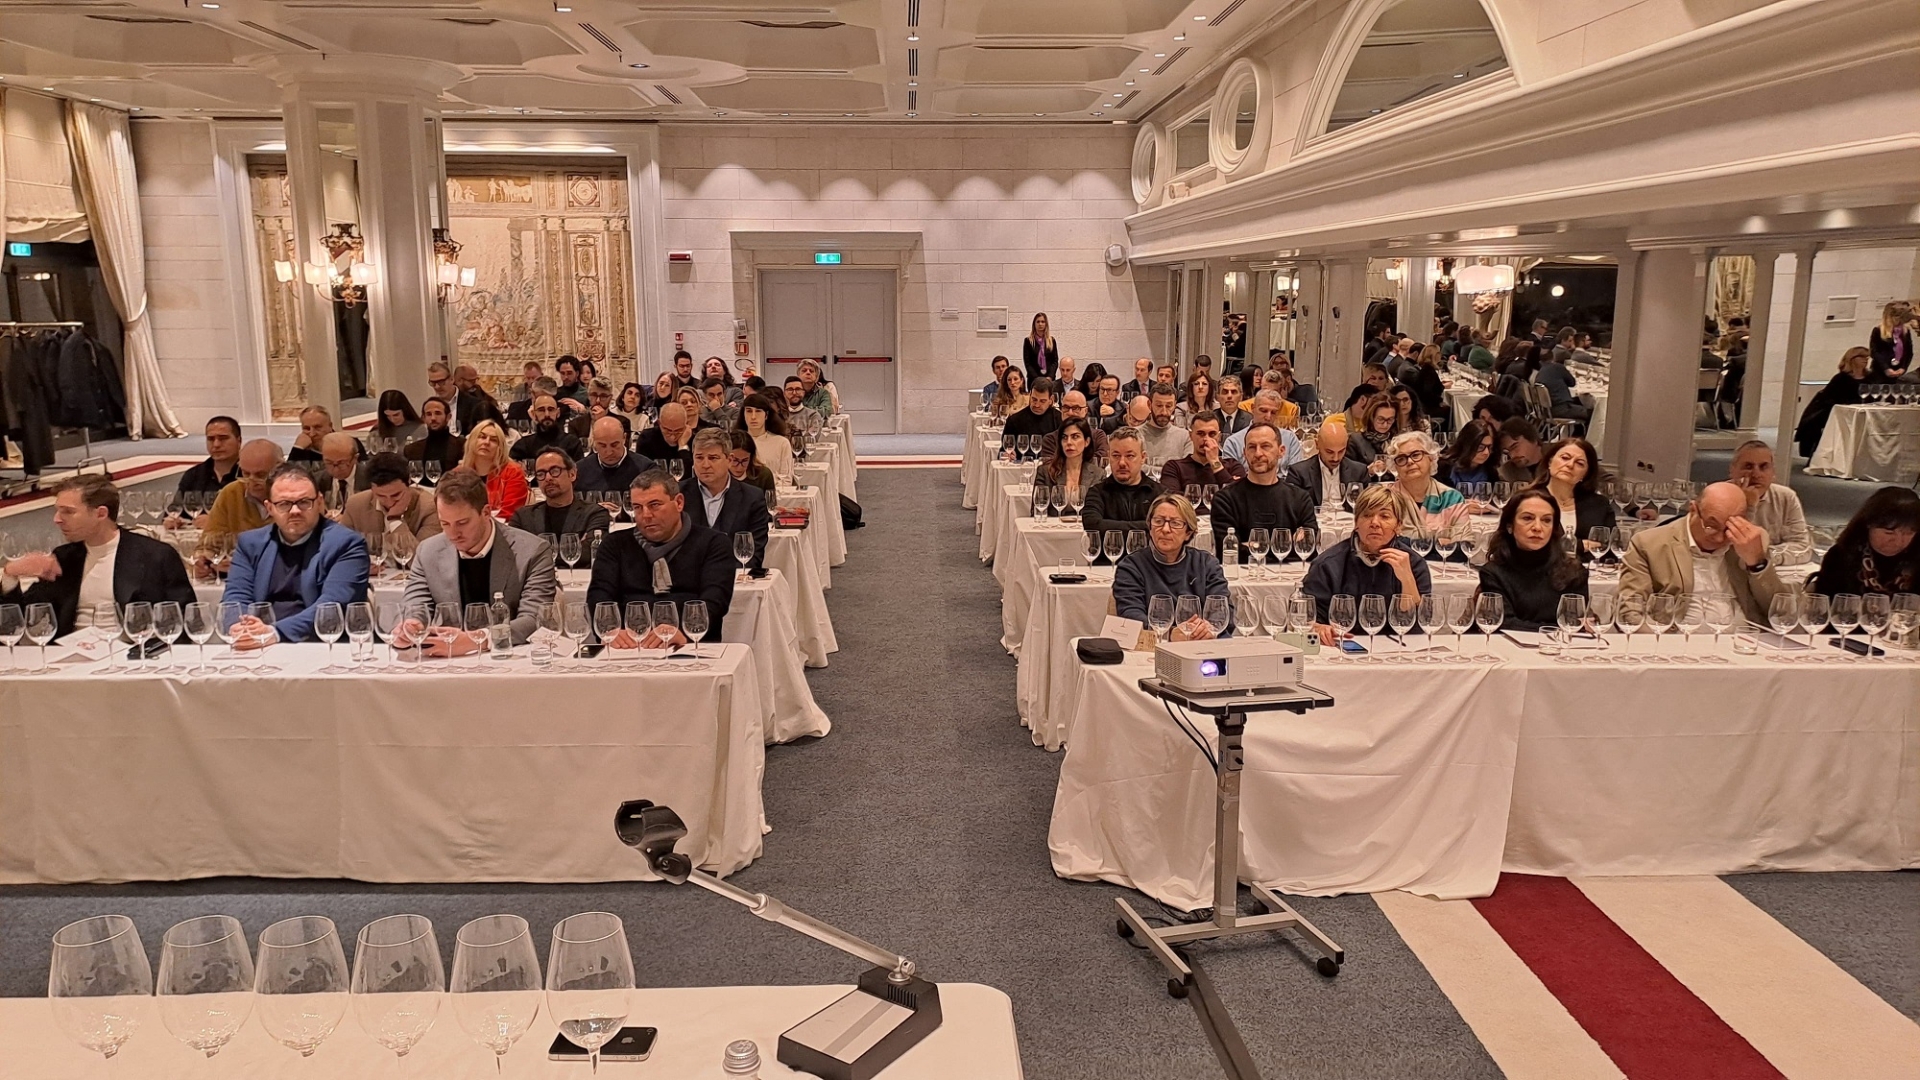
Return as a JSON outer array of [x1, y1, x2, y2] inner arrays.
[[1099, 616, 1144, 648]]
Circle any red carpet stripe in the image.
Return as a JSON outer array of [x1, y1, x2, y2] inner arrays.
[[1471, 874, 1786, 1080]]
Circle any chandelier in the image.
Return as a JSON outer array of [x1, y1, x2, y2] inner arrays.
[[273, 223, 378, 307]]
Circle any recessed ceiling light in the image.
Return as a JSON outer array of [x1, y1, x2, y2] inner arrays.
[[42, 87, 53, 92], [202, 2, 220, 8], [907, 32, 919, 41], [554, 3, 571, 10], [1034, 112, 1044, 117], [1452, 72, 1466, 78], [843, 112, 854, 117], [1125, 80, 1135, 86], [781, 112, 790, 116], [907, 80, 917, 87], [1138, 68, 1150, 73], [628, 62, 649, 69], [89, 98, 99, 102], [970, 112, 979, 117], [906, 111, 917, 117], [130, 106, 140, 111], [1111, 119, 1125, 124], [713, 111, 726, 116], [1369, 108, 1381, 114], [1154, 52, 1166, 58], [1194, 14, 1209, 20], [1113, 93, 1124, 97], [1174, 33, 1186, 41]]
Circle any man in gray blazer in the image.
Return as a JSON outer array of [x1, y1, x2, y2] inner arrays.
[[401, 468, 556, 650]]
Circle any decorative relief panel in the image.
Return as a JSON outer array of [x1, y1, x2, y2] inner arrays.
[[247, 161, 307, 419]]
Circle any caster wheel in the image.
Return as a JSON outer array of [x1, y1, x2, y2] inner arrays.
[[1167, 977, 1189, 999], [1115, 919, 1134, 939], [1316, 956, 1341, 977]]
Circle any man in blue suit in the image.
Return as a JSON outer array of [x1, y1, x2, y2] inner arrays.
[[223, 462, 369, 647], [685, 428, 769, 571]]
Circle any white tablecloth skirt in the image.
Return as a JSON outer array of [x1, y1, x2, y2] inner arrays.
[[825, 413, 858, 501], [767, 528, 839, 667], [0, 984, 1021, 1080], [0, 644, 769, 884], [1807, 404, 1920, 482], [961, 417, 994, 509], [794, 462, 847, 570], [976, 460, 1036, 560], [1049, 652, 1526, 906]]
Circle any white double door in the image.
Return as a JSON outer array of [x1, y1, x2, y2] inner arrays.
[[760, 269, 898, 434]]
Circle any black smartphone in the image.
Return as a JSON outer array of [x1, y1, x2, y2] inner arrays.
[[550, 1027, 657, 1062], [748, 567, 771, 579], [1338, 638, 1369, 655], [575, 643, 605, 659], [1831, 636, 1883, 657], [127, 638, 170, 661], [1048, 573, 1088, 584]]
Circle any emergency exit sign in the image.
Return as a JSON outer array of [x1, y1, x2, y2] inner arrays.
[[814, 252, 842, 265], [6, 243, 30, 258]]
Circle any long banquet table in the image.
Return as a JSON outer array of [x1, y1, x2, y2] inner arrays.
[[0, 643, 770, 884], [1048, 638, 1920, 909], [1807, 403, 1920, 482]]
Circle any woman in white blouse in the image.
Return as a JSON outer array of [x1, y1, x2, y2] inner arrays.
[[737, 392, 796, 484]]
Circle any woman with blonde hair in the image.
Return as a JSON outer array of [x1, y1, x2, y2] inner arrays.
[[458, 419, 529, 518], [1794, 346, 1871, 459], [1868, 300, 1913, 380]]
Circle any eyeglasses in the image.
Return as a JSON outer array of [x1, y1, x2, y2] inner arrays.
[[1149, 518, 1188, 532], [533, 466, 572, 480], [269, 498, 319, 513], [1391, 451, 1430, 466]]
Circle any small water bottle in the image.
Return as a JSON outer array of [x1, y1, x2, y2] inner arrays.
[[487, 591, 513, 659], [1221, 528, 1239, 568], [723, 1039, 761, 1077]]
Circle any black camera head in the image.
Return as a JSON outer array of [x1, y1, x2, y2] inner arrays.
[[614, 799, 693, 883]]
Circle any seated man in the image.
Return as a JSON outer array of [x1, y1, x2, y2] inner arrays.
[[1159, 411, 1244, 495], [568, 377, 632, 441], [685, 428, 770, 571], [1286, 419, 1369, 509], [1619, 481, 1785, 627], [1, 475, 195, 640], [1038, 389, 1110, 461], [287, 405, 339, 463], [503, 377, 557, 427], [1497, 418, 1545, 484], [783, 376, 825, 431], [1121, 357, 1154, 401], [1222, 390, 1305, 469], [317, 431, 369, 509], [635, 403, 698, 475], [1210, 423, 1316, 562], [511, 448, 612, 545], [222, 463, 370, 647], [981, 356, 1008, 410], [586, 469, 737, 646], [1271, 351, 1318, 409], [1301, 485, 1431, 645], [1081, 429, 1159, 539], [168, 415, 242, 523], [338, 452, 441, 545], [196, 438, 284, 575], [1728, 440, 1812, 565], [404, 396, 465, 473], [509, 394, 586, 463], [552, 354, 590, 411], [1213, 378, 1250, 436], [576, 415, 654, 494], [1001, 377, 1062, 447], [1137, 383, 1188, 469], [400, 468, 557, 652]]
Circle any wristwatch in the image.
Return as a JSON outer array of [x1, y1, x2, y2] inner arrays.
[[1744, 557, 1770, 574]]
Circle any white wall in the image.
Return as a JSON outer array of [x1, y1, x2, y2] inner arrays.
[[1756, 246, 1919, 430], [656, 123, 1165, 434], [131, 119, 246, 431]]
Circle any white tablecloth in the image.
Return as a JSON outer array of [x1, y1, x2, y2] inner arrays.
[[976, 460, 1036, 560], [1048, 639, 1920, 908], [767, 528, 838, 667], [780, 482, 836, 584], [1446, 384, 1607, 444], [794, 461, 846, 570], [0, 983, 1021, 1080], [824, 413, 858, 501], [0, 643, 768, 884], [996, 517, 1211, 656], [961, 421, 998, 510], [1807, 404, 1920, 482]]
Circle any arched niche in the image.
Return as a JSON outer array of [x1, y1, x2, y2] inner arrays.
[[1298, 0, 1516, 145]]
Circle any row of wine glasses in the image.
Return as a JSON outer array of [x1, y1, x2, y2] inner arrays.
[[1081, 529, 1149, 565], [1860, 383, 1920, 406], [50, 910, 635, 1071], [589, 599, 714, 654], [1767, 590, 1911, 656], [0, 602, 56, 672], [1226, 526, 1322, 576], [1029, 483, 1085, 521], [1230, 589, 1317, 640], [1179, 484, 1222, 514], [1001, 433, 1046, 462], [1144, 593, 1230, 642]]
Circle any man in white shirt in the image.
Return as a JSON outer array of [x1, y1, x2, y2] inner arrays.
[[1137, 383, 1188, 469], [1728, 440, 1812, 565], [1223, 390, 1306, 469], [1619, 481, 1785, 626], [1285, 419, 1369, 509], [1, 475, 195, 639]]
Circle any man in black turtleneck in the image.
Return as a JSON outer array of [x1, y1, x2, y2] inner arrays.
[[404, 397, 465, 475], [1210, 422, 1316, 563]]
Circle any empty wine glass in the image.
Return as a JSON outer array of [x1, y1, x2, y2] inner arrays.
[[1827, 593, 1859, 653], [1172, 594, 1201, 638], [594, 602, 621, 646], [451, 914, 542, 1073], [1126, 530, 1146, 555], [351, 914, 444, 1060], [1474, 593, 1505, 658], [1328, 594, 1358, 650], [1556, 594, 1587, 649], [388, 530, 417, 576], [1082, 530, 1103, 566], [546, 913, 633, 1074], [683, 600, 711, 657], [157, 915, 253, 1059], [49, 915, 151, 1060], [1288, 594, 1317, 640], [1232, 588, 1262, 638], [733, 532, 755, 579], [558, 533, 583, 574], [123, 600, 155, 672], [1434, 529, 1457, 563], [1293, 526, 1318, 562], [1702, 593, 1735, 649], [1146, 594, 1174, 642], [344, 602, 375, 666], [152, 600, 183, 673], [1647, 593, 1679, 659], [1860, 593, 1891, 659], [424, 460, 442, 484], [314, 601, 345, 663], [1445, 592, 1476, 658], [1416, 595, 1439, 649], [1202, 594, 1230, 639], [1243, 528, 1269, 579], [183, 601, 218, 675], [1387, 600, 1417, 648], [1616, 604, 1647, 658], [255, 916, 350, 1058], [651, 602, 679, 646], [1102, 530, 1124, 565], [1358, 594, 1388, 655], [0, 603, 23, 672], [365, 532, 385, 579]]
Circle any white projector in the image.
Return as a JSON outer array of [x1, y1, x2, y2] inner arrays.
[[1154, 638, 1304, 694]]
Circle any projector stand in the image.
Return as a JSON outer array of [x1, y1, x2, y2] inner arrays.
[[1117, 678, 1342, 998]]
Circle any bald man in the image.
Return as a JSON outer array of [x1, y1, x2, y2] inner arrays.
[[1619, 480, 1786, 626], [635, 402, 696, 474], [317, 431, 368, 511], [450, 363, 504, 435], [576, 414, 655, 495], [1285, 419, 1369, 509], [197, 439, 285, 572]]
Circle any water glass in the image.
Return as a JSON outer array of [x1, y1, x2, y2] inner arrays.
[[49, 915, 151, 1060], [157, 915, 253, 1058]]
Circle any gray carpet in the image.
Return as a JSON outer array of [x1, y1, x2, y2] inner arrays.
[[0, 467, 1506, 1079], [1724, 871, 1920, 1022]]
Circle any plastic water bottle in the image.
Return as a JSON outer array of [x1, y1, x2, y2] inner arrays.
[[488, 591, 513, 659], [1221, 528, 1239, 568]]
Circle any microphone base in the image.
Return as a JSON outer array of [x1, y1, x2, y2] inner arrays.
[[778, 967, 943, 1080]]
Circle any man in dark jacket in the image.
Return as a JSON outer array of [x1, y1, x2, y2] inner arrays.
[[685, 429, 770, 571], [1081, 428, 1159, 540], [1, 475, 195, 641], [586, 468, 736, 645]]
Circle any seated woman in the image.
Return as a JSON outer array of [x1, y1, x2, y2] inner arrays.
[[1174, 371, 1215, 428], [1037, 418, 1105, 494], [457, 419, 528, 518], [615, 382, 651, 429], [727, 430, 778, 493], [1388, 382, 1430, 434], [1538, 437, 1617, 556], [989, 367, 1029, 420], [1476, 489, 1590, 631], [736, 393, 797, 485], [1809, 486, 1919, 597], [1301, 484, 1431, 645], [644, 372, 678, 423], [1793, 346, 1870, 460], [1346, 393, 1400, 477], [1439, 419, 1498, 489], [1112, 493, 1232, 640], [1387, 431, 1470, 533], [373, 389, 423, 450]]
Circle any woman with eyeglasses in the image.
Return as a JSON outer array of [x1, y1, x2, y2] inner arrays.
[[1301, 484, 1431, 646], [1111, 493, 1232, 640], [1438, 419, 1497, 489], [456, 419, 528, 518], [726, 430, 778, 493], [1387, 431, 1469, 533], [1808, 486, 1919, 598], [1539, 437, 1616, 558], [1476, 488, 1589, 631], [1345, 392, 1401, 466], [1388, 381, 1430, 434]]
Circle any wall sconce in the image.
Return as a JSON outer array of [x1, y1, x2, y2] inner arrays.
[[1383, 259, 1403, 283], [432, 227, 476, 305], [275, 223, 377, 306]]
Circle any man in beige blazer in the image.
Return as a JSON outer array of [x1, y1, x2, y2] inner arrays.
[[335, 453, 441, 545], [1619, 481, 1786, 626]]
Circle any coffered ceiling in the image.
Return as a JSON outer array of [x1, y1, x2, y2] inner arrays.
[[0, 0, 1292, 121]]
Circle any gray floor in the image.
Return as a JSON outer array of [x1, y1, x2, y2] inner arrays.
[[1725, 871, 1920, 1023], [0, 467, 1503, 1080]]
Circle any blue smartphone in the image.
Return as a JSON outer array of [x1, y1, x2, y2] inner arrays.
[[1339, 638, 1368, 655]]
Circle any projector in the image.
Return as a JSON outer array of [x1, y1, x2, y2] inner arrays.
[[1154, 638, 1303, 694]]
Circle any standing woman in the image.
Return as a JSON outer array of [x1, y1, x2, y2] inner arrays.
[[990, 367, 1029, 420], [1538, 437, 1617, 555], [1023, 312, 1060, 385], [1868, 300, 1913, 380], [1794, 346, 1871, 459], [1476, 489, 1589, 631], [737, 392, 797, 484], [457, 420, 528, 518]]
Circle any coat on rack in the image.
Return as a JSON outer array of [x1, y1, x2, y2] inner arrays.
[[55, 330, 127, 430]]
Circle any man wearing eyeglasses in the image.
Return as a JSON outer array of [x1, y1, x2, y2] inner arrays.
[[512, 449, 611, 553], [222, 463, 369, 647], [1618, 481, 1784, 627]]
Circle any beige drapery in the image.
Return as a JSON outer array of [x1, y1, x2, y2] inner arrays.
[[65, 102, 183, 439], [3, 89, 90, 243]]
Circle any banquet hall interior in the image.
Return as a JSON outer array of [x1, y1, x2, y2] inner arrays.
[[0, 0, 1916, 1077]]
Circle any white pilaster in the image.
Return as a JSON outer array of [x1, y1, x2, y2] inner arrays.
[[1611, 247, 1710, 483]]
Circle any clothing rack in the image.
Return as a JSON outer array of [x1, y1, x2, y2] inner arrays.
[[0, 321, 110, 496]]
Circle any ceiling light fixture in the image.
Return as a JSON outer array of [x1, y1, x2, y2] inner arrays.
[[907, 80, 917, 87], [1124, 80, 1135, 86], [907, 32, 919, 41], [1174, 33, 1186, 41], [1112, 93, 1123, 97], [1194, 14, 1208, 20], [1138, 68, 1150, 73], [202, 2, 220, 8], [1154, 52, 1166, 58], [906, 111, 917, 117], [628, 62, 649, 69], [1453, 72, 1466, 78], [554, 3, 572, 10]]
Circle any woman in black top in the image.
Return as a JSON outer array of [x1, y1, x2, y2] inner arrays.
[[1867, 301, 1912, 380], [1808, 486, 1919, 598], [1477, 489, 1589, 631], [1407, 346, 1447, 419], [1794, 346, 1870, 459], [1022, 312, 1060, 386], [1538, 437, 1616, 557]]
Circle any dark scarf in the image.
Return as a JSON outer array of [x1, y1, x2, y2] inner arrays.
[[640, 513, 695, 593]]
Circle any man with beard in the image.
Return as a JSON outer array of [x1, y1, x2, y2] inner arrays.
[[508, 394, 585, 463]]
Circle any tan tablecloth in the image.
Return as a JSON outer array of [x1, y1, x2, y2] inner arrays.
[[766, 529, 838, 666], [0, 643, 768, 884], [1807, 404, 1920, 482]]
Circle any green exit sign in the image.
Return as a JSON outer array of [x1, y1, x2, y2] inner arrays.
[[814, 252, 842, 265], [6, 242, 30, 258]]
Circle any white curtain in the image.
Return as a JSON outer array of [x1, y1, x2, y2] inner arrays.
[[4, 89, 90, 243], [64, 101, 183, 439]]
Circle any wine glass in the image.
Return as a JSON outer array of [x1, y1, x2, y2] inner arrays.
[[1102, 530, 1124, 565], [49, 915, 151, 1060], [1860, 593, 1891, 659], [1083, 530, 1103, 567], [1647, 593, 1679, 659], [1293, 526, 1318, 563], [365, 532, 385, 580], [1824, 593, 1857, 653], [683, 600, 711, 658], [1433, 529, 1457, 563], [1328, 594, 1357, 650], [564, 601, 590, 652], [1232, 588, 1262, 638], [1243, 529, 1268, 579], [1411, 530, 1434, 560], [560, 533, 582, 573], [1388, 601, 1417, 649], [1586, 527, 1612, 567], [1288, 594, 1317, 641], [388, 530, 417, 577], [1172, 594, 1201, 639], [1556, 594, 1587, 649], [157, 915, 253, 1059], [1474, 593, 1505, 658], [1048, 484, 1066, 519], [546, 912, 633, 1074], [424, 460, 442, 484], [1416, 595, 1439, 650], [1202, 594, 1230, 639], [1126, 530, 1146, 556], [594, 602, 622, 646], [0, 603, 23, 672], [1358, 594, 1388, 655], [733, 532, 755, 580], [314, 601, 345, 663], [123, 601, 155, 672], [451, 914, 543, 1073], [183, 601, 218, 675], [1063, 485, 1084, 523], [1445, 592, 1476, 658], [255, 916, 349, 1058], [464, 603, 491, 659], [346, 602, 375, 667], [351, 914, 444, 1060], [651, 602, 679, 646], [152, 601, 183, 673], [1701, 593, 1735, 650], [432, 602, 465, 660], [1146, 594, 1174, 642]]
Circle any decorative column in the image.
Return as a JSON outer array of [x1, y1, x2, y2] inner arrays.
[[1609, 247, 1711, 483], [1738, 252, 1778, 432], [1320, 259, 1369, 395], [1772, 245, 1823, 484]]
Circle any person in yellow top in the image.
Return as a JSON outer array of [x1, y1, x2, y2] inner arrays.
[[194, 439, 283, 577]]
